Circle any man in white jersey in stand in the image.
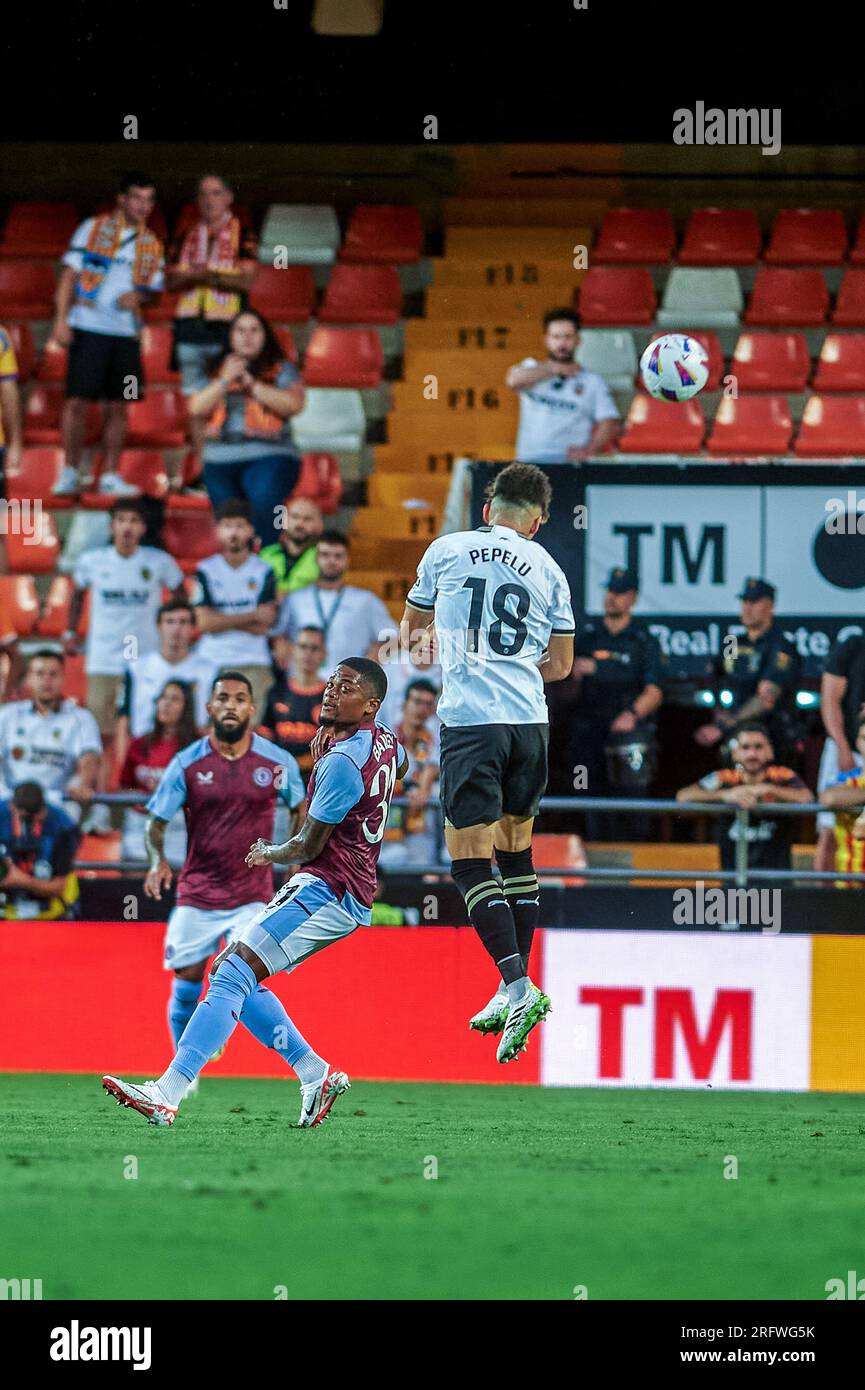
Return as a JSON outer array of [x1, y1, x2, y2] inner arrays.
[[401, 463, 574, 1064]]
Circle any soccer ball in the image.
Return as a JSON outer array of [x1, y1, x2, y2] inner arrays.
[[639, 333, 709, 402]]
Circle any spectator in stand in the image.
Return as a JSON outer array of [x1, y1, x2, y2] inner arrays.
[[0, 650, 101, 825], [379, 679, 443, 870], [50, 172, 165, 498], [818, 711, 865, 886], [167, 174, 258, 481], [0, 323, 22, 570], [114, 600, 210, 773], [65, 499, 186, 765], [694, 578, 801, 766], [259, 625, 326, 783], [188, 308, 304, 545], [271, 530, 396, 677], [0, 781, 81, 921], [119, 679, 198, 869], [379, 623, 441, 732], [814, 629, 865, 873], [677, 722, 810, 879], [505, 308, 620, 463], [190, 499, 278, 715], [260, 497, 323, 596], [565, 567, 665, 839]]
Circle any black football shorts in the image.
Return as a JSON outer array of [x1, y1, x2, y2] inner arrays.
[[439, 723, 549, 828]]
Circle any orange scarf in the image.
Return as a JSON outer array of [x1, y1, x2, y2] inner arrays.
[[77, 211, 162, 302], [175, 214, 243, 321], [206, 365, 285, 440]]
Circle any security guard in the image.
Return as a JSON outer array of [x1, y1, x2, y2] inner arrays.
[[568, 566, 665, 838], [694, 577, 801, 764]]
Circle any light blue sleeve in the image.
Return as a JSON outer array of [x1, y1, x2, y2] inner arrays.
[[145, 754, 188, 821], [276, 751, 306, 809], [308, 752, 364, 824]]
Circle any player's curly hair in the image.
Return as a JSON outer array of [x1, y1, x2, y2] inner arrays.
[[486, 462, 552, 524]]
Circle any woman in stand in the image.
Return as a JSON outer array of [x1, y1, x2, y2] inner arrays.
[[119, 680, 198, 869]]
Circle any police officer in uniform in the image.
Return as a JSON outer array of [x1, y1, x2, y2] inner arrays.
[[694, 577, 801, 766], [567, 566, 665, 839]]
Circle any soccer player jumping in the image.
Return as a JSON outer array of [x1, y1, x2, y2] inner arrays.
[[401, 464, 574, 1063], [103, 658, 407, 1128]]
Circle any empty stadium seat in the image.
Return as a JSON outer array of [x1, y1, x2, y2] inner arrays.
[[706, 396, 794, 456], [140, 325, 180, 384], [849, 215, 865, 266], [794, 396, 865, 456], [302, 327, 384, 387], [592, 208, 676, 264], [258, 205, 341, 266], [367, 472, 451, 509], [319, 265, 402, 324], [575, 330, 638, 388], [35, 338, 68, 382], [62, 653, 87, 704], [292, 453, 343, 514], [532, 833, 587, 885], [339, 205, 424, 263], [0, 202, 79, 258], [0, 575, 39, 635], [730, 333, 810, 391], [352, 506, 439, 540], [290, 388, 366, 451], [579, 268, 655, 325], [764, 209, 848, 266], [162, 512, 219, 572], [744, 270, 828, 326], [248, 266, 316, 322], [0, 262, 56, 318], [813, 334, 865, 391], [24, 387, 102, 446], [618, 395, 706, 453], [37, 575, 87, 638], [5, 446, 70, 505], [125, 392, 187, 447], [275, 326, 299, 363], [678, 208, 762, 266], [6, 511, 60, 573], [657, 269, 743, 328], [4, 322, 35, 380], [77, 832, 123, 873], [831, 271, 865, 326]]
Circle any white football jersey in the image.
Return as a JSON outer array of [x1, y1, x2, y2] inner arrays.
[[0, 699, 102, 799], [407, 523, 575, 727]]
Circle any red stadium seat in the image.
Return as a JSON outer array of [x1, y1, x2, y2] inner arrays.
[[5, 511, 60, 573], [5, 446, 72, 507], [592, 208, 676, 264], [125, 391, 187, 447], [0, 202, 79, 259], [706, 396, 794, 456], [248, 266, 316, 322], [848, 216, 865, 266], [319, 265, 402, 324], [764, 209, 848, 266], [831, 271, 865, 327], [656, 329, 724, 390], [140, 325, 180, 384], [36, 338, 68, 382], [579, 268, 656, 326], [618, 394, 706, 453], [813, 334, 865, 392], [0, 575, 40, 635], [678, 208, 762, 266], [62, 653, 87, 705], [38, 575, 85, 637], [744, 270, 828, 327], [339, 205, 424, 264], [292, 453, 343, 514], [24, 386, 102, 446], [4, 322, 35, 381], [86, 449, 168, 499], [162, 512, 219, 573], [302, 327, 384, 387], [77, 832, 123, 874], [0, 262, 56, 318], [730, 333, 810, 391], [141, 292, 179, 324], [794, 396, 865, 457], [275, 326, 299, 363]]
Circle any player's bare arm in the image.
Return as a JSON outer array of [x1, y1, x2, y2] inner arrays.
[[400, 601, 435, 655], [537, 632, 574, 682], [66, 750, 100, 803], [143, 815, 173, 899], [736, 679, 782, 720], [820, 782, 865, 809], [246, 813, 335, 868]]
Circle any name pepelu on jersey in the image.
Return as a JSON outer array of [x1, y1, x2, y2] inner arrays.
[[304, 721, 405, 910], [407, 523, 575, 727]]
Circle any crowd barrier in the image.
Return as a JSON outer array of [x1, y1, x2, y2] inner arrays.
[[3, 922, 864, 1092]]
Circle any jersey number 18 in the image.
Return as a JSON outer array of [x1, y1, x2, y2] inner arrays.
[[463, 577, 530, 655]]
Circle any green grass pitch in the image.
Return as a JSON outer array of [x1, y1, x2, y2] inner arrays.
[[2, 1074, 864, 1300]]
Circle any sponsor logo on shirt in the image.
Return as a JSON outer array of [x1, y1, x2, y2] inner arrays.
[[196, 770, 214, 784]]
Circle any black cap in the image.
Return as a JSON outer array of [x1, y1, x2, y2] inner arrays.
[[605, 566, 638, 593], [737, 577, 776, 602]]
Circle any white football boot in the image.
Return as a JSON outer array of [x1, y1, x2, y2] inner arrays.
[[102, 1075, 178, 1127], [496, 983, 552, 1064], [469, 986, 510, 1035], [297, 1066, 351, 1128]]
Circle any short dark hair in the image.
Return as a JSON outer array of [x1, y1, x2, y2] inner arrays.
[[214, 499, 253, 525], [199, 172, 233, 195], [543, 307, 581, 332], [405, 679, 438, 701], [157, 600, 195, 625], [110, 497, 149, 525], [13, 781, 45, 816], [119, 172, 155, 195], [297, 625, 326, 642], [734, 721, 774, 745], [27, 648, 63, 668], [338, 657, 387, 704], [210, 669, 253, 696], [486, 462, 552, 525], [318, 529, 349, 550]]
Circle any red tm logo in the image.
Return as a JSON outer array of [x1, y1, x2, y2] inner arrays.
[[578, 987, 753, 1081]]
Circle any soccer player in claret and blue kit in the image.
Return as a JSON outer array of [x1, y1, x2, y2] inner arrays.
[[102, 658, 407, 1129]]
